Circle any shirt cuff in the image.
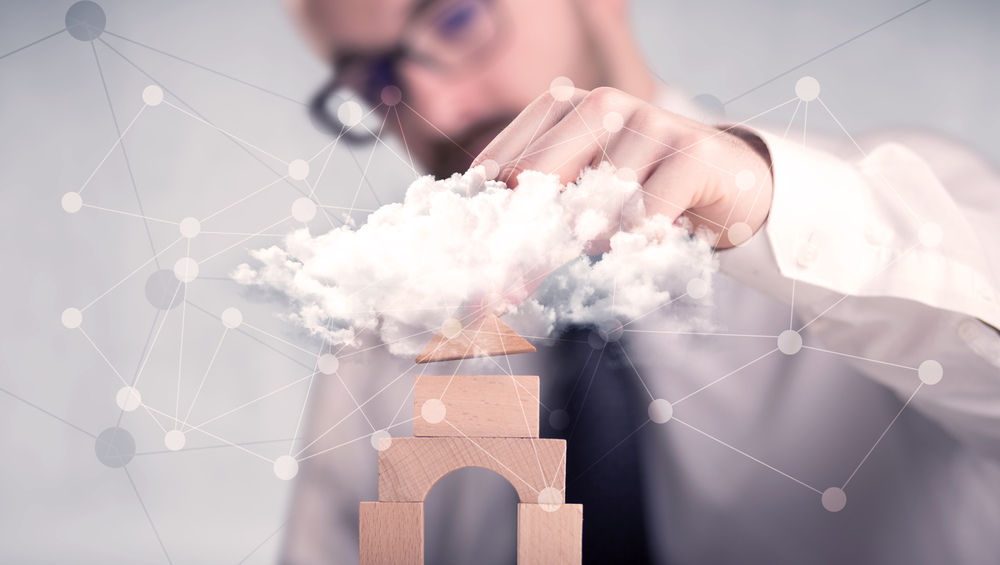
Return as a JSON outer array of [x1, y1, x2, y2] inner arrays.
[[718, 127, 1000, 329]]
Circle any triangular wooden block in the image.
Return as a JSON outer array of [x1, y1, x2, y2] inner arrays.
[[416, 315, 536, 364]]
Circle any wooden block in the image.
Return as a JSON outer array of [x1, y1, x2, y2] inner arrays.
[[378, 437, 566, 503], [517, 503, 583, 565], [359, 502, 424, 565], [414, 375, 540, 438], [415, 315, 536, 364]]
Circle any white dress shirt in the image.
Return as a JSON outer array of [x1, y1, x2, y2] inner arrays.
[[279, 91, 1000, 565]]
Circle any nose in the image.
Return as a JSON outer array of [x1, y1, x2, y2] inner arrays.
[[399, 63, 493, 136]]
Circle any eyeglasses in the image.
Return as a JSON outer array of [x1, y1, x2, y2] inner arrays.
[[310, 0, 509, 143]]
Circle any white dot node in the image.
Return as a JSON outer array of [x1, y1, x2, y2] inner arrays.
[[796, 242, 819, 268], [338, 101, 362, 127], [274, 455, 298, 480], [919, 222, 942, 247], [918, 360, 943, 385], [735, 169, 756, 191], [648, 398, 673, 424], [173, 257, 199, 283], [164, 430, 186, 451], [292, 197, 317, 222], [686, 278, 709, 300], [822, 487, 846, 512], [598, 318, 624, 342], [777, 330, 802, 355], [61, 192, 82, 213], [958, 319, 981, 342], [371, 429, 392, 451], [318, 353, 340, 375], [614, 167, 637, 184], [142, 85, 163, 106], [603, 111, 623, 133], [421, 398, 446, 424], [727, 222, 752, 247], [588, 330, 607, 350], [549, 409, 570, 430], [795, 77, 820, 102], [481, 293, 505, 317], [288, 159, 310, 180], [441, 318, 463, 339], [538, 487, 563, 512], [116, 387, 141, 411], [61, 307, 82, 329], [221, 307, 242, 329], [381, 85, 402, 106], [691, 93, 726, 122], [179, 217, 200, 238], [481, 159, 500, 181], [549, 76, 575, 102]]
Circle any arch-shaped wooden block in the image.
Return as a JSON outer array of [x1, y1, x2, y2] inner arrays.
[[518, 503, 583, 564], [359, 501, 583, 565], [378, 437, 566, 504], [360, 502, 423, 565]]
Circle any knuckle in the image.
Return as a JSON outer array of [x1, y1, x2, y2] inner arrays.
[[672, 127, 703, 150], [582, 87, 634, 127], [586, 86, 620, 109]]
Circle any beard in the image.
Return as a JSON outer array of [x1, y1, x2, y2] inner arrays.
[[425, 114, 517, 179]]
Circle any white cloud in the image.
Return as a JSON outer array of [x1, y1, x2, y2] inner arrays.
[[233, 163, 716, 356]]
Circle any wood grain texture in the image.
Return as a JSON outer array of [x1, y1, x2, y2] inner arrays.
[[415, 315, 536, 364], [378, 437, 566, 503], [414, 375, 540, 438], [359, 502, 424, 565], [517, 503, 584, 565]]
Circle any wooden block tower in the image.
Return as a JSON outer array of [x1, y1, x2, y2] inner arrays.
[[360, 314, 584, 564]]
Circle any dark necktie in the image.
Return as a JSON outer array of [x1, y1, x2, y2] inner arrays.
[[546, 326, 654, 564]]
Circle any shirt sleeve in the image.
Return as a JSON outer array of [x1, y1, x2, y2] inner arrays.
[[718, 127, 1000, 460]]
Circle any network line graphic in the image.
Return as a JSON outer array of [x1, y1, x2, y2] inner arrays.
[[0, 1, 956, 563]]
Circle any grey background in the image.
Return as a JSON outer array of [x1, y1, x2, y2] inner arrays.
[[0, 0, 997, 563]]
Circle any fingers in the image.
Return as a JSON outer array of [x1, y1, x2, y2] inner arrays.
[[495, 87, 631, 188], [473, 85, 762, 248], [640, 157, 705, 223], [477, 86, 711, 193], [473, 88, 589, 186]]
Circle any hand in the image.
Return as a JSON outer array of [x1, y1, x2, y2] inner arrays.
[[474, 86, 773, 250]]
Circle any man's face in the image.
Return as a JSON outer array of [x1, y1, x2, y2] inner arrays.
[[308, 0, 604, 178]]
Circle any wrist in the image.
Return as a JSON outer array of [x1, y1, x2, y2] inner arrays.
[[688, 127, 774, 248]]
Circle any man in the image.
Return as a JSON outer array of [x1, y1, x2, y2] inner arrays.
[[281, 0, 1000, 563]]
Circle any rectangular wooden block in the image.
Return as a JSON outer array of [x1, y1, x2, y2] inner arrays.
[[517, 503, 583, 565], [359, 502, 423, 565], [379, 436, 566, 503], [414, 375, 540, 437]]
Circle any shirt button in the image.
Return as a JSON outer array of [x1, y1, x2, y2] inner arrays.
[[958, 319, 981, 342], [796, 242, 819, 267]]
